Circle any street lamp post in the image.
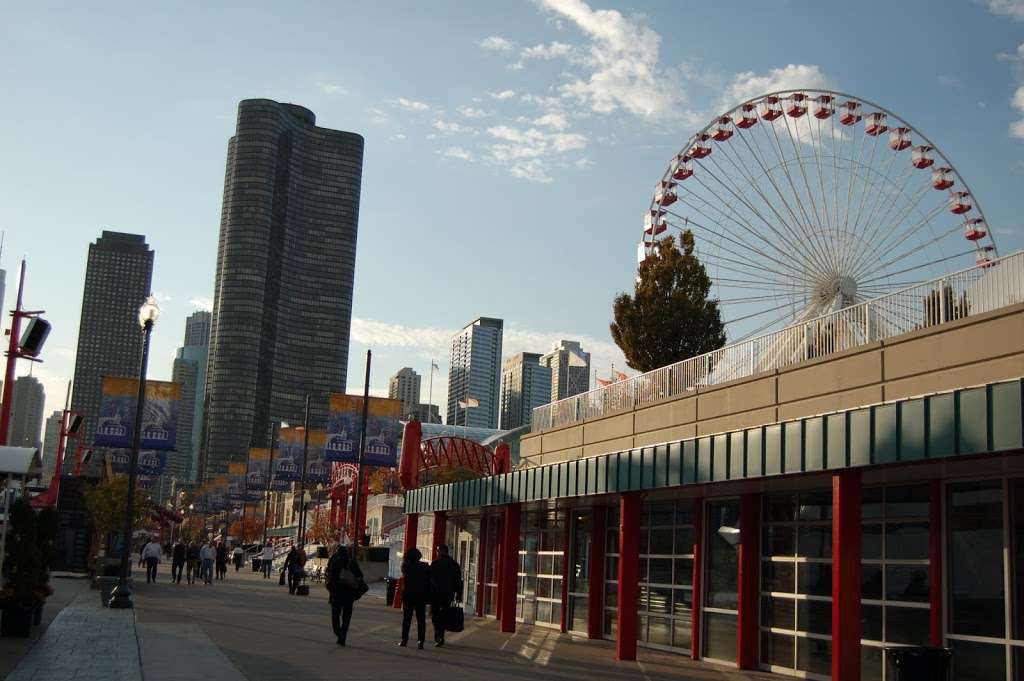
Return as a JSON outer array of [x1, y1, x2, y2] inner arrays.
[[109, 295, 159, 609], [295, 395, 310, 548]]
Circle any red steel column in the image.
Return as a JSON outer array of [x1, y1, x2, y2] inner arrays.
[[832, 470, 862, 681], [588, 505, 606, 639], [616, 492, 641, 661], [560, 508, 571, 633], [929, 479, 943, 646], [691, 497, 703, 660], [499, 504, 521, 633], [495, 510, 505, 621], [393, 512, 419, 609], [737, 493, 761, 669], [432, 510, 448, 561]]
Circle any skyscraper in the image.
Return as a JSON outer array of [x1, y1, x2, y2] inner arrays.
[[540, 340, 591, 403], [70, 232, 154, 456], [171, 310, 211, 483], [41, 410, 62, 479], [447, 318, 503, 428], [202, 99, 363, 481], [388, 368, 421, 418], [9, 375, 45, 448], [499, 353, 551, 430]]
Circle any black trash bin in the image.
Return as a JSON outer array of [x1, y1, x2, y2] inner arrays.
[[385, 577, 398, 606], [887, 646, 951, 681]]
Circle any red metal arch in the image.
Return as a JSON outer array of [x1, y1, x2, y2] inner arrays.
[[398, 420, 510, 491]]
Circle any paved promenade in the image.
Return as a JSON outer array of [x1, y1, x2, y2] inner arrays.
[[4, 566, 778, 681]]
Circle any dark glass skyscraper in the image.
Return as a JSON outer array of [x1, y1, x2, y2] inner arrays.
[[70, 231, 154, 470], [201, 99, 363, 481]]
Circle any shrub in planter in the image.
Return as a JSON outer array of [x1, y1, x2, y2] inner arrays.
[[1, 498, 44, 637]]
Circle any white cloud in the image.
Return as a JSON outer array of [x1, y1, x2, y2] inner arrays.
[[319, 83, 347, 95], [490, 89, 517, 100], [983, 0, 1024, 20], [722, 64, 833, 107], [367, 107, 390, 125], [937, 74, 961, 88], [189, 296, 213, 311], [390, 133, 407, 141], [537, 0, 682, 118], [154, 292, 173, 302], [508, 159, 553, 183], [442, 146, 474, 161], [533, 112, 568, 130], [485, 124, 586, 183], [456, 105, 488, 118], [480, 35, 515, 51], [351, 318, 453, 351], [433, 119, 474, 135], [388, 96, 433, 112], [1012, 85, 1024, 139], [513, 41, 574, 68]]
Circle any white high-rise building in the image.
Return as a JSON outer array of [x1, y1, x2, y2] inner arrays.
[[447, 318, 503, 428], [40, 410, 63, 480], [388, 368, 421, 418], [10, 375, 45, 449], [540, 340, 591, 403], [499, 353, 551, 430]]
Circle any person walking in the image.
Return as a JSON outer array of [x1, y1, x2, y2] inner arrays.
[[261, 544, 274, 579], [287, 545, 307, 594], [200, 541, 216, 584], [283, 547, 297, 593], [185, 541, 200, 584], [232, 544, 244, 571], [399, 547, 430, 649], [171, 539, 186, 584], [215, 541, 228, 580], [325, 544, 364, 646], [142, 538, 162, 584], [429, 545, 463, 647]]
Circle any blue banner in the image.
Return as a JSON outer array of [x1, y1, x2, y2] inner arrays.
[[107, 449, 167, 477], [95, 377, 180, 451], [326, 395, 402, 467]]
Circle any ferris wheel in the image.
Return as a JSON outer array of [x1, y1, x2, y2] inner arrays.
[[642, 89, 999, 341]]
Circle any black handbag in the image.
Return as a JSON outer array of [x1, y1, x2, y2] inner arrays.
[[278, 569, 286, 586], [444, 604, 464, 632]]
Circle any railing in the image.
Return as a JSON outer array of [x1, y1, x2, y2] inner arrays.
[[532, 251, 1024, 432]]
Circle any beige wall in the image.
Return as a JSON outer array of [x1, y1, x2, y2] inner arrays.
[[522, 303, 1024, 466]]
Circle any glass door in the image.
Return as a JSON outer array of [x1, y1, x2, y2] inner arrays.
[[703, 499, 741, 665], [457, 517, 480, 613], [568, 511, 591, 634]]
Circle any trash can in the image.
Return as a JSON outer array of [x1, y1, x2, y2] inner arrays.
[[97, 576, 119, 607], [385, 577, 398, 606], [887, 646, 952, 681], [252, 558, 261, 572]]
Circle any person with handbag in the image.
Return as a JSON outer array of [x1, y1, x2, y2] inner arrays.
[[429, 545, 464, 647], [399, 547, 431, 649], [325, 544, 365, 646]]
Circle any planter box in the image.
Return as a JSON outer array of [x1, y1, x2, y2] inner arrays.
[[1, 606, 33, 638]]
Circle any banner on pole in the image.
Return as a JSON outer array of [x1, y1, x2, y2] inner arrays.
[[325, 394, 402, 467], [107, 449, 168, 477], [95, 377, 181, 450], [275, 428, 331, 484]]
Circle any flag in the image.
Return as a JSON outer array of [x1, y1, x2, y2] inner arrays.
[[458, 397, 480, 409], [596, 378, 612, 387], [430, 361, 439, 373], [615, 370, 629, 382]]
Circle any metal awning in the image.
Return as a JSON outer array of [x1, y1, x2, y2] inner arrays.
[[0, 447, 41, 476]]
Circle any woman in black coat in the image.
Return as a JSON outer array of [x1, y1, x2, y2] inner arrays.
[[399, 547, 431, 649], [326, 545, 363, 646]]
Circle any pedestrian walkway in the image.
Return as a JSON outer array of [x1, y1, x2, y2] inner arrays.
[[5, 566, 782, 681]]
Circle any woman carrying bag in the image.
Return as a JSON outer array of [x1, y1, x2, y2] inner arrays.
[[325, 544, 366, 646], [399, 547, 431, 649]]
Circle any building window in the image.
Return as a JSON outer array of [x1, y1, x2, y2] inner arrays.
[[517, 510, 564, 628], [760, 491, 833, 679], [860, 485, 931, 681]]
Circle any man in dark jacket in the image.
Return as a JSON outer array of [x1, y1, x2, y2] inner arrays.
[[326, 544, 363, 646], [429, 545, 463, 647], [171, 540, 187, 584]]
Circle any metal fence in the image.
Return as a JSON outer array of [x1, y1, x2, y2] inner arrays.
[[532, 251, 1024, 432]]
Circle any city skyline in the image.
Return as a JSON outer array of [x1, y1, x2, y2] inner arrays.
[[1, 0, 1021, 426]]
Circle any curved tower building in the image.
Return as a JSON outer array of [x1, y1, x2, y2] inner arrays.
[[201, 99, 363, 481]]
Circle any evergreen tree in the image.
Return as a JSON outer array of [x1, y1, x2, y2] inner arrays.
[[610, 231, 726, 372]]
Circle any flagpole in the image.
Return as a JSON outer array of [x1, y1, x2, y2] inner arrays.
[[428, 360, 434, 423]]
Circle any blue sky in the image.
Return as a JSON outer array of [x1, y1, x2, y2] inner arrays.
[[1, 0, 1022, 421]]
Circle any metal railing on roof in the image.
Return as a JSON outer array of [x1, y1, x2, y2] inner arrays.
[[532, 251, 1024, 432]]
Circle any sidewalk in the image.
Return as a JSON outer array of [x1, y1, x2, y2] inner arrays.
[[0, 576, 88, 680]]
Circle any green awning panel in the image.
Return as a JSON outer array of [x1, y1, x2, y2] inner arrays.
[[405, 379, 1024, 514]]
